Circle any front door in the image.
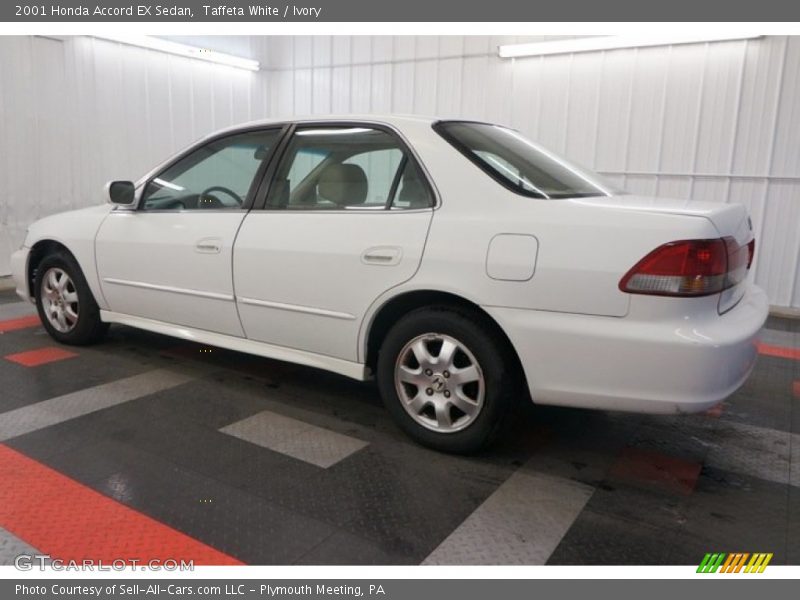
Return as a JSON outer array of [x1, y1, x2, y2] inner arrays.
[[96, 127, 283, 336]]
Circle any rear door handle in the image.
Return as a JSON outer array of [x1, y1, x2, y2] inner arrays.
[[196, 238, 222, 254], [362, 246, 402, 266]]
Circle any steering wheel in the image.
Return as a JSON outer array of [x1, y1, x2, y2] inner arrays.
[[199, 186, 243, 207]]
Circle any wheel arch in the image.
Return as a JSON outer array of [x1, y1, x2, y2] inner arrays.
[[26, 240, 79, 298], [363, 289, 527, 392]]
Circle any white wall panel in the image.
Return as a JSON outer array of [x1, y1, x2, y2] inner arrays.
[[350, 64, 371, 113], [756, 182, 800, 306], [733, 38, 784, 175], [771, 37, 800, 177], [625, 47, 670, 173], [371, 63, 393, 114], [658, 44, 706, 175], [594, 50, 636, 173], [461, 55, 490, 120], [293, 36, 313, 69], [563, 52, 602, 168], [391, 61, 415, 114], [312, 36, 331, 68], [694, 42, 746, 175], [655, 176, 692, 199], [351, 36, 372, 64], [0, 35, 798, 309], [483, 57, 513, 126], [415, 37, 440, 60], [331, 66, 352, 113], [412, 60, 437, 115], [332, 36, 351, 66], [312, 67, 332, 114], [536, 54, 572, 153], [293, 68, 313, 115], [372, 36, 394, 63], [392, 36, 415, 62], [436, 58, 462, 116]]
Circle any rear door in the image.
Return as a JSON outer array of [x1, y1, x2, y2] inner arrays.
[[234, 124, 435, 361]]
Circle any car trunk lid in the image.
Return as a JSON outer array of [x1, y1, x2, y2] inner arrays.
[[572, 195, 754, 314]]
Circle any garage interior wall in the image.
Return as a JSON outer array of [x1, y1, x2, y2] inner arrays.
[[1, 35, 798, 309]]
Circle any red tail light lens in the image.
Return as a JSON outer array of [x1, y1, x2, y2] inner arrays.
[[619, 237, 753, 297]]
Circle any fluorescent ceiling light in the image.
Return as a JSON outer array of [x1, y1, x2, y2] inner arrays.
[[153, 178, 185, 192], [296, 128, 373, 136], [92, 35, 259, 71], [498, 34, 761, 59]]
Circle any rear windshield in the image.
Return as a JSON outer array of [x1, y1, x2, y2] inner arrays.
[[434, 121, 623, 199]]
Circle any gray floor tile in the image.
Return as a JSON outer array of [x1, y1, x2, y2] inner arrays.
[[220, 409, 368, 468], [703, 420, 798, 487], [423, 470, 593, 565], [0, 301, 35, 320], [0, 369, 195, 441], [760, 328, 799, 348], [0, 527, 40, 566]]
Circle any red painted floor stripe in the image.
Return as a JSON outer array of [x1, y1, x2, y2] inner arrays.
[[0, 444, 243, 565], [609, 446, 702, 496], [5, 347, 78, 367], [757, 342, 800, 361], [0, 314, 40, 334]]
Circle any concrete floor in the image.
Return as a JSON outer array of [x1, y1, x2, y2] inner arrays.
[[0, 289, 797, 565]]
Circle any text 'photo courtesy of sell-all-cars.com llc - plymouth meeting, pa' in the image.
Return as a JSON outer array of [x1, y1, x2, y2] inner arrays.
[[10, 115, 768, 453]]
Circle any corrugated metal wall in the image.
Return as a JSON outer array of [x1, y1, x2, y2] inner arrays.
[[1, 35, 798, 309]]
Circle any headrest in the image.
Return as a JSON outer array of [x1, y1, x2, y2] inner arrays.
[[318, 163, 368, 206]]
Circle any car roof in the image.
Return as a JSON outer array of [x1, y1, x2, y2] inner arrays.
[[209, 114, 442, 138]]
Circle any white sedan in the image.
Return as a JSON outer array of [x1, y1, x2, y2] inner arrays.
[[10, 116, 769, 452]]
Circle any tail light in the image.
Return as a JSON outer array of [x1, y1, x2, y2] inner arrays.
[[746, 238, 755, 269], [619, 237, 754, 297]]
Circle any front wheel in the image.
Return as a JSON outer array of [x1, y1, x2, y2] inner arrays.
[[34, 251, 108, 345], [377, 307, 519, 453]]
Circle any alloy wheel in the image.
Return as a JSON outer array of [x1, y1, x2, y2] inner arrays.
[[394, 333, 485, 433], [41, 267, 79, 333]]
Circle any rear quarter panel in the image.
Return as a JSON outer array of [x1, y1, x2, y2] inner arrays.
[[393, 123, 721, 318]]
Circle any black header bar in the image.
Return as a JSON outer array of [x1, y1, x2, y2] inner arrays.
[[3, 0, 800, 22]]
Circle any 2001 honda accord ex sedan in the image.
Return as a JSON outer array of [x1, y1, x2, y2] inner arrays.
[[11, 116, 769, 452]]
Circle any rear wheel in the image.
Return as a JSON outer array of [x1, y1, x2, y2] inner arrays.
[[34, 252, 108, 345], [377, 307, 519, 453]]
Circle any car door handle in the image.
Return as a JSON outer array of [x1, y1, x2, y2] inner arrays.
[[362, 246, 402, 266], [195, 238, 222, 254]]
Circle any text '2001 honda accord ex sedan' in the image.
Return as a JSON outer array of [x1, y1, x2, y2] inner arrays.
[[10, 116, 769, 452]]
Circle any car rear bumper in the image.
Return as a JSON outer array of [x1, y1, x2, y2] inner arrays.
[[10, 246, 31, 302], [485, 285, 769, 414]]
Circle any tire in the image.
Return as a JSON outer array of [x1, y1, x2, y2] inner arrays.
[[34, 251, 108, 345], [376, 306, 520, 453]]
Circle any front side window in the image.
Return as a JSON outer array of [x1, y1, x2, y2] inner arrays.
[[266, 126, 433, 210], [435, 121, 623, 199], [141, 129, 282, 210]]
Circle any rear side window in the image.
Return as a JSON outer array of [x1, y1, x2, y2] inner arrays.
[[266, 126, 434, 210], [434, 121, 622, 199]]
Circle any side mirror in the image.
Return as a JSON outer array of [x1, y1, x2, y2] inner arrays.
[[105, 180, 136, 206]]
